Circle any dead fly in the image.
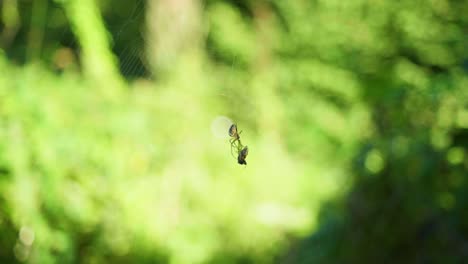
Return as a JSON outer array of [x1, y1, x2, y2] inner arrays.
[[237, 146, 248, 165]]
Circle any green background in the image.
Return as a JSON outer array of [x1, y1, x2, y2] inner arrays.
[[0, 0, 467, 263]]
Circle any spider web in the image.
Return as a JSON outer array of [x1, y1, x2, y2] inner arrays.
[[106, 0, 248, 135], [110, 0, 147, 79]]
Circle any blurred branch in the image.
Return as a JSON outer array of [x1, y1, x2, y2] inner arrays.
[[62, 0, 124, 92], [27, 0, 48, 60], [146, 0, 202, 77], [251, 2, 284, 141], [0, 0, 20, 49]]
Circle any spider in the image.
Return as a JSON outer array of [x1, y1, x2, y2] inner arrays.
[[237, 146, 248, 165], [228, 124, 243, 158]]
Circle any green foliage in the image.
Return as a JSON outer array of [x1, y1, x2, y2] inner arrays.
[[0, 0, 467, 263], [0, 56, 321, 263]]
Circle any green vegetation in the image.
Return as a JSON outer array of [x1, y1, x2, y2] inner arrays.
[[0, 0, 467, 263]]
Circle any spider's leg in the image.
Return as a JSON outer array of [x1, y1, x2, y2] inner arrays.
[[229, 138, 238, 149], [230, 141, 237, 159], [231, 138, 240, 147], [236, 139, 244, 152], [230, 139, 240, 159], [230, 138, 236, 148]]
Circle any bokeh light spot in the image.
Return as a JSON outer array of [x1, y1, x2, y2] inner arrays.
[[210, 115, 233, 139], [447, 147, 465, 165], [19, 226, 35, 246], [365, 149, 384, 174]]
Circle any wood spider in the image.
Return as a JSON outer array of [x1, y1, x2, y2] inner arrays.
[[228, 124, 243, 158]]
